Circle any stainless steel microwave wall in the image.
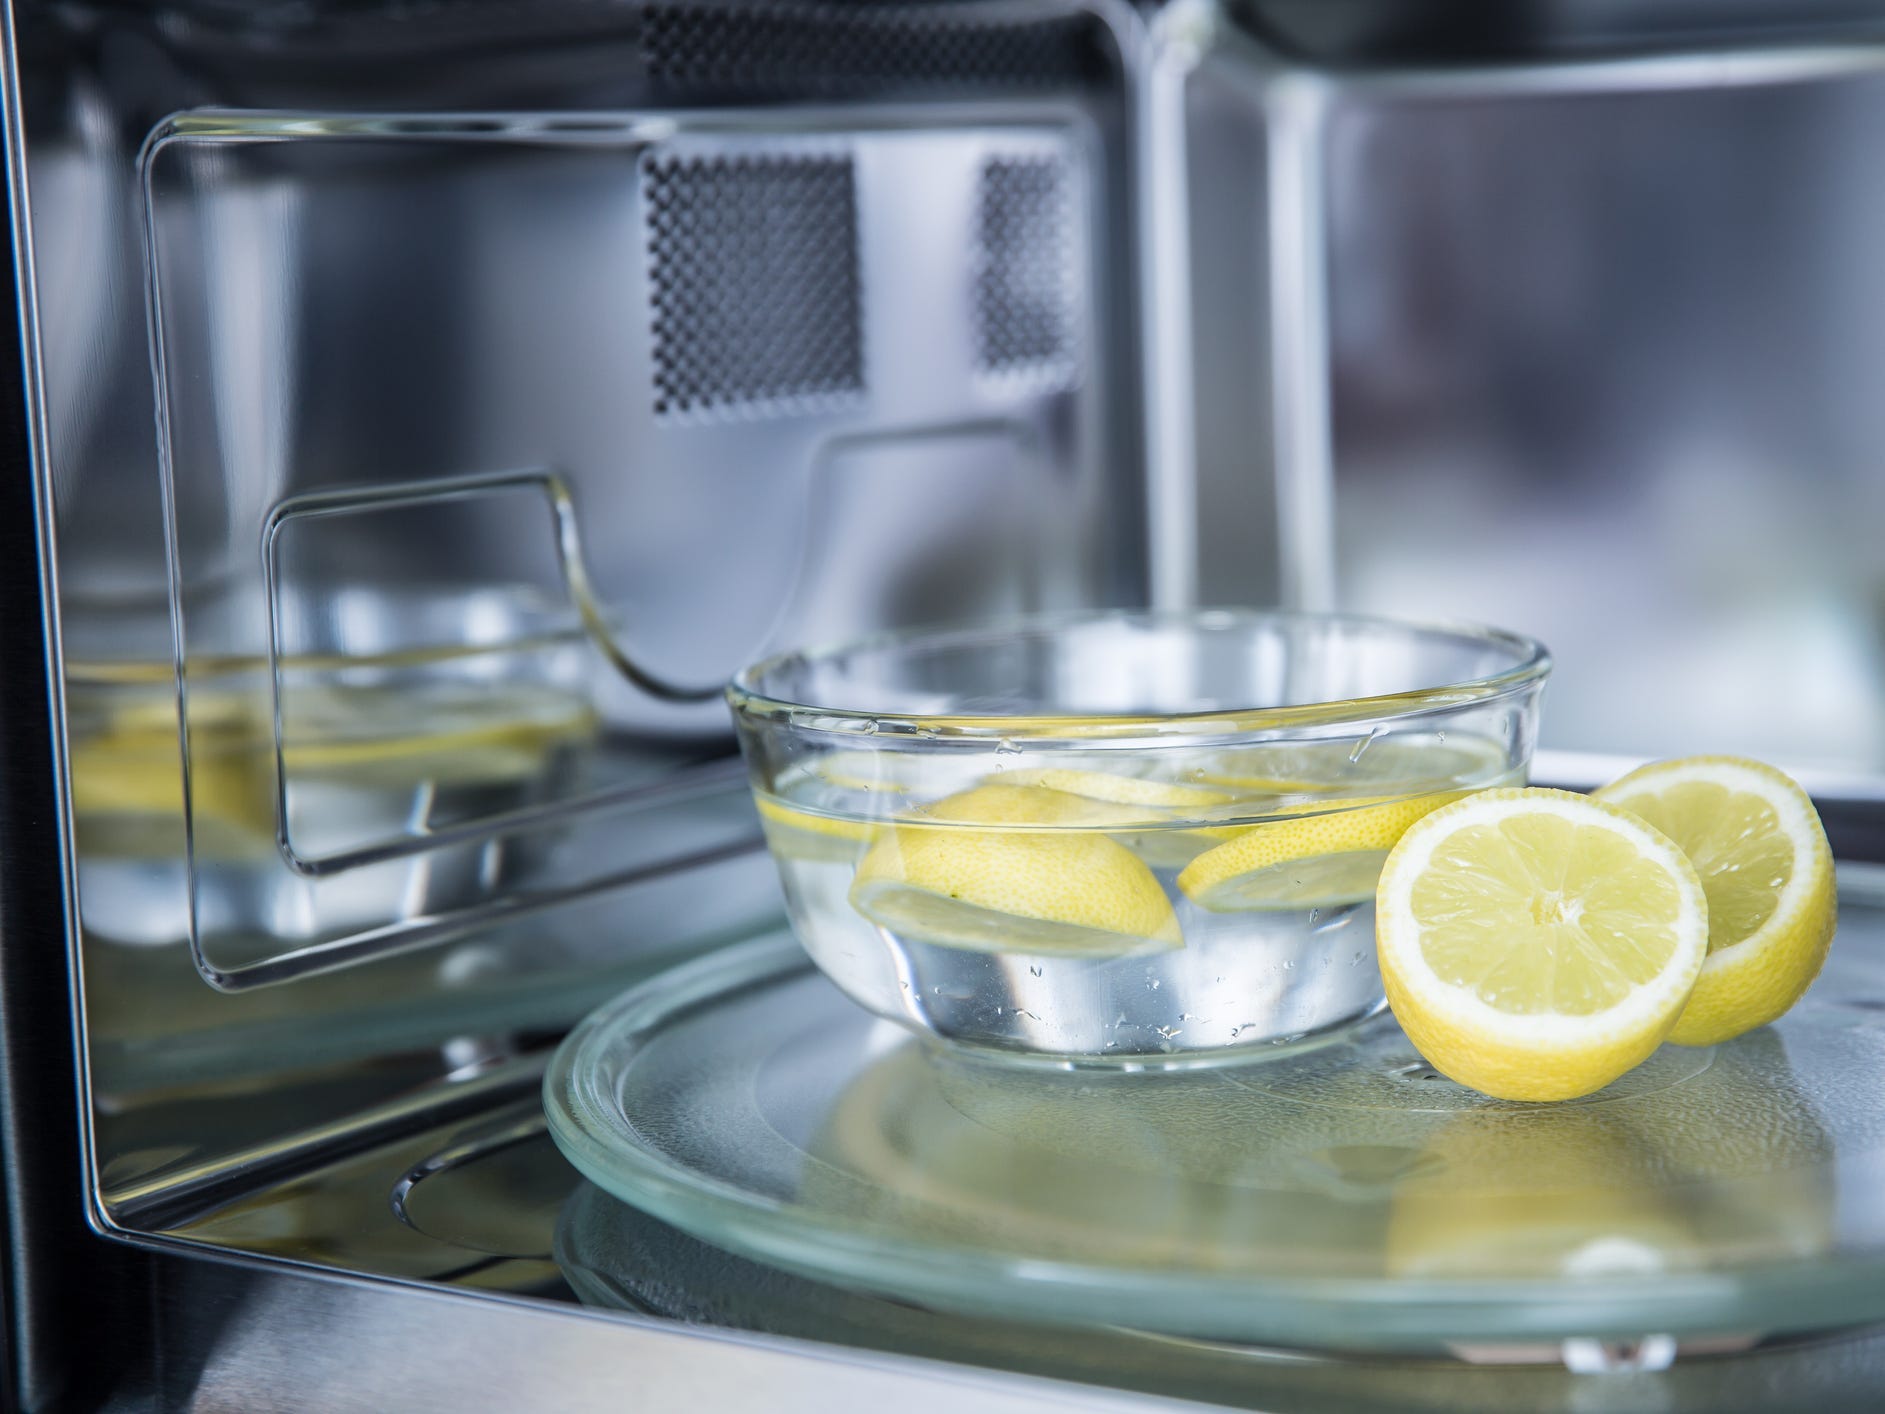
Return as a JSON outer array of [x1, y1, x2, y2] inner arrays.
[[6, 1, 1885, 1409]]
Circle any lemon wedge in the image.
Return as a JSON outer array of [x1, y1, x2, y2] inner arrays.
[[997, 766, 1232, 811], [997, 766, 1241, 868], [1375, 788, 1708, 1102], [849, 783, 1183, 958], [754, 794, 879, 863], [1177, 793, 1464, 912], [1595, 756, 1835, 1046]]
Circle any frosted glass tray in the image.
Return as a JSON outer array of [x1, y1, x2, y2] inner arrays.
[[545, 867, 1885, 1354]]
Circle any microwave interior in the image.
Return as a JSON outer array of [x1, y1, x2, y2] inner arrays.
[[9, 0, 1885, 1409]]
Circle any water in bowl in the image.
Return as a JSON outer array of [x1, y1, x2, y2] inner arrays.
[[758, 733, 1522, 1064]]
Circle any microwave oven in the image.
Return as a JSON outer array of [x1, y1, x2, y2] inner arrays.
[[7, 1, 1885, 1408]]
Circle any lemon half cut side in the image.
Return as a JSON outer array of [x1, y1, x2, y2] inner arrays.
[[1595, 756, 1836, 1047], [1376, 788, 1709, 1103]]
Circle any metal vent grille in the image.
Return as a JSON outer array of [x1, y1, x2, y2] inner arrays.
[[640, 4, 1098, 95], [644, 153, 864, 418], [974, 155, 1076, 377]]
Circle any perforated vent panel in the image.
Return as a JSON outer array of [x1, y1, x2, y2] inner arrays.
[[644, 153, 864, 418], [974, 155, 1075, 377], [640, 4, 1099, 94]]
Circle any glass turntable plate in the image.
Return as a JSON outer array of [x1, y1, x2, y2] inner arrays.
[[544, 868, 1885, 1354]]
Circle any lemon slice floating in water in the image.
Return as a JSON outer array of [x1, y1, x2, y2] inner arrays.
[[1375, 787, 1709, 1102], [997, 766, 1240, 869], [849, 783, 1183, 958], [1177, 793, 1465, 912], [1595, 755, 1835, 1047]]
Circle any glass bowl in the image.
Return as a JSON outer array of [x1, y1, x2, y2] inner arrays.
[[727, 609, 1550, 1064]]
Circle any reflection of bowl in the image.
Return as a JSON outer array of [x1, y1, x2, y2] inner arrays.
[[728, 610, 1549, 1061], [65, 589, 599, 949]]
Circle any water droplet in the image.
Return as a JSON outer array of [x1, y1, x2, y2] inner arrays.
[[1105, 1041, 1118, 1050], [1351, 951, 1364, 966], [1214, 976, 1224, 984], [1309, 908, 1321, 925], [917, 725, 939, 740], [862, 719, 879, 735], [1017, 1009, 1040, 1022], [1029, 964, 1042, 978], [1349, 726, 1384, 764], [1281, 959, 1295, 971], [995, 739, 1022, 756], [1149, 978, 1161, 990], [1437, 731, 1446, 743], [932, 982, 976, 1001], [1179, 1012, 1196, 1021], [1155, 1025, 1182, 1041]]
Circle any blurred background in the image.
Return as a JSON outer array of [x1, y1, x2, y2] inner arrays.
[[1179, 9, 1885, 786]]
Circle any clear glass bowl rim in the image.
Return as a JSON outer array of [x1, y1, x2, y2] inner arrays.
[[726, 608, 1551, 742]]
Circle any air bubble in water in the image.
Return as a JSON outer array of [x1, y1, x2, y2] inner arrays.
[[1349, 726, 1384, 764], [1029, 964, 1042, 978], [1281, 959, 1295, 971], [995, 739, 1022, 756]]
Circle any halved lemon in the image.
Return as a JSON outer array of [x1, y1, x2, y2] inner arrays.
[[849, 783, 1182, 958], [1594, 756, 1835, 1047], [1177, 793, 1465, 912], [1376, 788, 1709, 1102]]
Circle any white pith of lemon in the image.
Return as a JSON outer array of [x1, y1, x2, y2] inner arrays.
[[1594, 755, 1835, 1047], [1375, 787, 1709, 1102]]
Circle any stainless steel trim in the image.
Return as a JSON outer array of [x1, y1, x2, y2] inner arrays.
[[1140, 0, 1205, 611], [104, 1054, 549, 1231], [1325, 41, 1885, 103], [164, 1261, 1225, 1414]]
